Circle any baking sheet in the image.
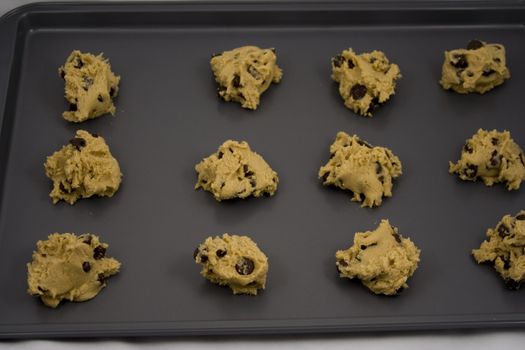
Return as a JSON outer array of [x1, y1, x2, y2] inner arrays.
[[0, 0, 524, 338]]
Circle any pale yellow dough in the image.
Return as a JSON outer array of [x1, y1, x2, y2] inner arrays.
[[59, 50, 120, 122], [439, 40, 510, 94], [472, 211, 525, 290], [44, 130, 122, 204], [210, 46, 282, 110], [194, 234, 268, 295], [449, 129, 525, 190], [319, 132, 402, 208], [27, 233, 121, 308], [195, 140, 278, 201], [336, 220, 421, 295], [331, 48, 401, 117]]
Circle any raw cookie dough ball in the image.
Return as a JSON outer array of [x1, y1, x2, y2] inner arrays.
[[210, 46, 283, 110], [44, 130, 123, 204], [439, 40, 510, 94], [59, 50, 120, 122], [472, 211, 525, 290], [449, 129, 525, 190], [27, 233, 121, 308], [195, 140, 278, 201], [193, 234, 268, 295], [319, 132, 402, 208], [335, 220, 421, 295], [331, 48, 401, 117]]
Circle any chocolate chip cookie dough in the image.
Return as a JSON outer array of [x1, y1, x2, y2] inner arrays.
[[331, 48, 401, 117], [449, 129, 525, 190], [44, 130, 122, 204], [195, 140, 278, 201], [27, 233, 121, 308], [194, 234, 268, 295], [210, 46, 283, 110], [335, 220, 421, 295], [439, 40, 510, 94], [59, 50, 120, 122], [319, 132, 402, 208], [472, 211, 525, 290]]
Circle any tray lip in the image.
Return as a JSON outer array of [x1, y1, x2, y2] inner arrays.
[[1, 0, 525, 340], [2, 0, 525, 21], [1, 314, 525, 339]]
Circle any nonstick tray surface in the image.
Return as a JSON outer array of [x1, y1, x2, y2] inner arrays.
[[0, 0, 524, 338]]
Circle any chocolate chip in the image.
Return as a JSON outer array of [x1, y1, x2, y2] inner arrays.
[[395, 287, 404, 294], [248, 65, 261, 80], [490, 150, 501, 167], [378, 175, 385, 183], [82, 77, 93, 90], [216, 249, 227, 258], [91, 133, 99, 138], [97, 273, 107, 284], [82, 261, 91, 272], [350, 84, 367, 100], [321, 172, 329, 182], [337, 259, 348, 267], [516, 214, 525, 220], [392, 233, 402, 243], [466, 71, 474, 77], [37, 286, 46, 293], [465, 164, 478, 178], [367, 97, 380, 113], [83, 235, 92, 245], [74, 59, 83, 69], [482, 69, 495, 76], [332, 55, 344, 68], [502, 257, 511, 270], [375, 162, 382, 174], [498, 224, 510, 238], [451, 54, 468, 69], [69, 103, 77, 112], [467, 39, 484, 50], [250, 179, 257, 187], [232, 74, 241, 88], [504, 278, 522, 291], [93, 245, 106, 260], [60, 70, 65, 79], [463, 143, 473, 153], [200, 254, 208, 263], [69, 137, 86, 151], [59, 182, 68, 193], [109, 87, 116, 97], [347, 60, 355, 69], [243, 165, 254, 177], [359, 243, 378, 250], [235, 257, 255, 275], [270, 48, 276, 54], [217, 151, 223, 159], [97, 95, 103, 102], [491, 137, 498, 145], [193, 247, 199, 260], [520, 153, 525, 166]]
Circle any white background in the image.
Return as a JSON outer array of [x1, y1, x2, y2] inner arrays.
[[0, 1, 523, 348]]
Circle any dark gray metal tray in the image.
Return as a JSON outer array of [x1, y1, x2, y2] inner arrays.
[[0, 0, 524, 339]]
